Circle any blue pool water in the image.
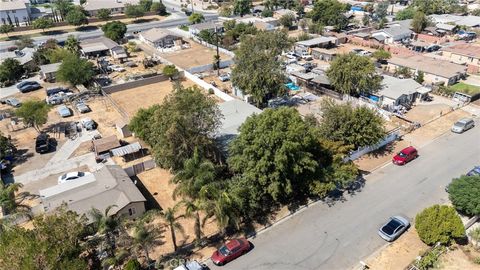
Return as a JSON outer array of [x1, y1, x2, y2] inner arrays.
[[285, 82, 300, 91]]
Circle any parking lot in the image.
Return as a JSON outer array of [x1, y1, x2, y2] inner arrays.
[[160, 41, 232, 70]]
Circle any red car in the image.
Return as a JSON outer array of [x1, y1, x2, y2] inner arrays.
[[210, 238, 250, 266], [392, 146, 418, 165]]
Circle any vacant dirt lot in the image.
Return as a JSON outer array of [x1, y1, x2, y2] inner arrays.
[[160, 41, 232, 69], [109, 78, 197, 117], [438, 245, 480, 269]]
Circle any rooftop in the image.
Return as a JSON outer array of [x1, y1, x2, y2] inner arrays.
[[441, 42, 480, 59], [0, 47, 35, 65], [39, 165, 146, 222], [92, 135, 121, 154], [39, 62, 61, 74], [80, 36, 119, 53], [379, 75, 423, 100], [0, 0, 28, 11], [388, 55, 466, 78], [430, 14, 480, 27], [83, 0, 139, 11], [296, 36, 338, 47], [373, 25, 412, 38], [140, 28, 180, 43]]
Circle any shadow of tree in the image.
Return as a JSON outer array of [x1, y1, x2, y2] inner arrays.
[[42, 30, 66, 36]]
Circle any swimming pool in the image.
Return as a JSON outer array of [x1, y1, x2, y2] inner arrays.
[[285, 82, 300, 91]]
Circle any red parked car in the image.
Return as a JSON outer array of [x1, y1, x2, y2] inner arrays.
[[392, 146, 418, 165], [210, 238, 250, 266]]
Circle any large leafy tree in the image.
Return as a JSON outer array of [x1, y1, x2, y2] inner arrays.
[[66, 7, 88, 26], [309, 0, 349, 31], [228, 107, 325, 216], [372, 49, 391, 62], [57, 53, 95, 85], [0, 182, 32, 224], [97, 8, 112, 21], [0, 58, 24, 85], [102, 21, 127, 42], [188, 13, 205, 24], [326, 53, 381, 96], [15, 99, 50, 132], [125, 4, 145, 19], [412, 0, 458, 15], [233, 0, 252, 17], [150, 2, 167, 15], [0, 207, 88, 269], [396, 6, 416, 20], [139, 0, 153, 12], [128, 104, 160, 140], [231, 30, 291, 106], [448, 175, 480, 216], [411, 11, 429, 33], [129, 85, 222, 171], [279, 13, 295, 29], [32, 17, 54, 32], [415, 205, 465, 245], [318, 99, 386, 149]]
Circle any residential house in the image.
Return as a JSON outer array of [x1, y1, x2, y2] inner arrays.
[[294, 36, 338, 54], [39, 62, 61, 82], [274, 8, 297, 19], [430, 14, 480, 28], [83, 0, 140, 16], [139, 28, 183, 49], [440, 43, 480, 74], [387, 55, 467, 85], [37, 165, 146, 222], [0, 0, 30, 26], [189, 21, 224, 35], [0, 47, 35, 65], [80, 36, 127, 61], [311, 47, 339, 61], [436, 23, 458, 35], [375, 75, 431, 109], [372, 25, 412, 44]]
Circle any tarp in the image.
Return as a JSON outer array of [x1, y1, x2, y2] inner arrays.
[[110, 142, 142, 157]]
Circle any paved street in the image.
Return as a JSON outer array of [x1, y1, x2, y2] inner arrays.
[[208, 123, 480, 270]]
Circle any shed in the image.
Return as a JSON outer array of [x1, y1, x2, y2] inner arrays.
[[92, 135, 121, 161], [295, 36, 339, 53], [110, 142, 143, 162], [115, 120, 132, 138], [39, 63, 61, 82]]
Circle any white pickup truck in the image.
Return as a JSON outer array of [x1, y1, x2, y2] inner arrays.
[[173, 260, 207, 270], [301, 52, 313, 61]]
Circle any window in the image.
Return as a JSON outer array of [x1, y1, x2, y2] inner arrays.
[[128, 207, 136, 216]]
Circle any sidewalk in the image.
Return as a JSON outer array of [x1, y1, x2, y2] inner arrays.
[[0, 15, 166, 39]]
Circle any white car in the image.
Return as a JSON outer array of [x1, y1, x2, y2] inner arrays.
[[58, 171, 91, 184], [108, 65, 126, 72]]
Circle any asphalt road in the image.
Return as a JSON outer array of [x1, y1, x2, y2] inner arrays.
[[0, 5, 218, 51], [208, 123, 480, 270]]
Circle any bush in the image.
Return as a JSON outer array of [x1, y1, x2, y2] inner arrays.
[[415, 205, 465, 245], [208, 88, 214, 95], [124, 259, 141, 270], [469, 227, 480, 244], [474, 257, 480, 264], [415, 245, 446, 270], [448, 175, 480, 216]]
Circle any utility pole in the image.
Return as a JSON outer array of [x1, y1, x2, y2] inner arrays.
[[215, 26, 220, 76], [191, 0, 194, 13]]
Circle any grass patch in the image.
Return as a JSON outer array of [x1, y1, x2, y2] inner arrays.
[[178, 25, 189, 31], [450, 82, 480, 96]]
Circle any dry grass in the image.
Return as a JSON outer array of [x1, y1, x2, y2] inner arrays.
[[160, 41, 232, 69]]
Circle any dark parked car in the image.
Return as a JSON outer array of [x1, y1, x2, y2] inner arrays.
[[378, 216, 410, 242], [466, 166, 480, 177], [392, 146, 418, 165], [35, 133, 50, 153], [17, 81, 41, 93], [210, 238, 250, 266]]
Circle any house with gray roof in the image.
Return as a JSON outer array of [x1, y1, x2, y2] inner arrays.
[[83, 0, 140, 16], [80, 36, 127, 61], [139, 28, 183, 49], [430, 14, 480, 28], [372, 25, 412, 44], [295, 36, 339, 54], [376, 75, 431, 109], [0, 0, 30, 26], [0, 47, 35, 65], [39, 62, 61, 82], [38, 165, 146, 222]]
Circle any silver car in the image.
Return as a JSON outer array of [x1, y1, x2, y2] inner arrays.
[[378, 216, 410, 242], [451, 118, 474, 133]]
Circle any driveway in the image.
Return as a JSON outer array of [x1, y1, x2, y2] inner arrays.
[[208, 120, 480, 270], [0, 75, 42, 99]]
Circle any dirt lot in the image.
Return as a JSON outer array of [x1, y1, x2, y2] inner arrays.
[[354, 140, 410, 173], [105, 51, 166, 84], [438, 245, 480, 269], [160, 41, 232, 69], [366, 227, 428, 270], [405, 104, 453, 125], [109, 78, 197, 117]]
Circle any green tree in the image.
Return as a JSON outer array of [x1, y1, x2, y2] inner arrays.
[[57, 54, 95, 85], [126, 211, 163, 264], [415, 205, 465, 245], [47, 48, 74, 63], [162, 64, 179, 80], [66, 7, 88, 26], [233, 0, 252, 17], [161, 205, 184, 251], [0, 182, 32, 223], [326, 53, 381, 96], [219, 5, 233, 17], [362, 14, 370, 26], [231, 30, 291, 106], [308, 21, 324, 34], [102, 21, 127, 42], [415, 71, 425, 84], [375, 1, 389, 20], [261, 8, 274, 17], [139, 0, 153, 12], [411, 11, 429, 33], [0, 132, 14, 160], [198, 29, 215, 44], [188, 13, 205, 24], [448, 175, 480, 216], [89, 205, 122, 258], [128, 104, 160, 140], [396, 6, 416, 20], [318, 99, 386, 149], [279, 13, 295, 28], [33, 17, 54, 32], [395, 66, 412, 78], [309, 0, 349, 31], [130, 85, 222, 171], [202, 185, 241, 235], [228, 107, 325, 216], [14, 35, 34, 50], [372, 48, 391, 62], [97, 8, 112, 21], [472, 8, 480, 16], [0, 206, 88, 269], [124, 259, 142, 270], [0, 58, 24, 85], [125, 4, 145, 19], [64, 35, 80, 54], [54, 0, 74, 20], [150, 1, 167, 15], [0, 24, 14, 37], [15, 99, 50, 132]]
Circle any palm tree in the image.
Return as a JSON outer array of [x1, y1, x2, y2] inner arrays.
[[160, 204, 184, 251], [182, 198, 205, 245], [64, 35, 80, 54], [0, 182, 32, 219], [101, 249, 129, 270], [89, 205, 121, 257], [126, 210, 163, 265]]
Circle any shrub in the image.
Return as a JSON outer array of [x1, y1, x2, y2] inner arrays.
[[208, 88, 214, 95], [469, 227, 480, 244], [415, 205, 465, 245], [448, 175, 480, 216], [416, 245, 446, 270], [474, 257, 480, 264]]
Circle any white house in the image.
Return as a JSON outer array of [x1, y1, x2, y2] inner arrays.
[[0, 0, 31, 26], [83, 0, 140, 16], [139, 28, 183, 49], [372, 26, 412, 44], [376, 75, 430, 109]]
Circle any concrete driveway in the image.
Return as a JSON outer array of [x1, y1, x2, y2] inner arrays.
[[0, 75, 42, 99], [207, 120, 480, 270]]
